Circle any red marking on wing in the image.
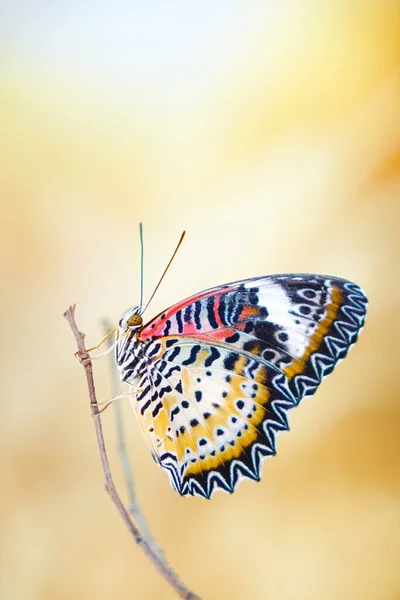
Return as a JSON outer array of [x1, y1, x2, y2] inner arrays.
[[139, 286, 231, 340], [239, 305, 261, 320], [212, 295, 226, 329]]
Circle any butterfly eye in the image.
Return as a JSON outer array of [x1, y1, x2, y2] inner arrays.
[[127, 314, 143, 328]]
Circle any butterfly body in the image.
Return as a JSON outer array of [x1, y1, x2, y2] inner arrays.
[[115, 274, 367, 499]]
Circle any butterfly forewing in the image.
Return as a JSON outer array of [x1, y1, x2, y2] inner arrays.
[[117, 274, 367, 498]]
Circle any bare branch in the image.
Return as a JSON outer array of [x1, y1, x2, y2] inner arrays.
[[64, 305, 201, 600], [102, 318, 163, 559]]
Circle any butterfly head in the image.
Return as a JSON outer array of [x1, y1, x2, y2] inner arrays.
[[119, 306, 143, 333]]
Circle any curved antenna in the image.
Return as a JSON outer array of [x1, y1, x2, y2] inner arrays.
[[139, 222, 145, 310], [141, 230, 186, 315]]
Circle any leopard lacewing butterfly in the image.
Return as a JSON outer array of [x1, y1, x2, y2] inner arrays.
[[113, 228, 367, 498]]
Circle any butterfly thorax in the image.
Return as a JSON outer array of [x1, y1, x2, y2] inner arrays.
[[115, 305, 151, 385]]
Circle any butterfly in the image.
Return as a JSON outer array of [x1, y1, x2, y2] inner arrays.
[[115, 273, 367, 498]]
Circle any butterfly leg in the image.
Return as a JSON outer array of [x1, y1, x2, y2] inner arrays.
[[97, 385, 143, 413], [74, 327, 118, 361]]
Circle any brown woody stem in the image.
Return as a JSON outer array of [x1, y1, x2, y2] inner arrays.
[[63, 305, 201, 600]]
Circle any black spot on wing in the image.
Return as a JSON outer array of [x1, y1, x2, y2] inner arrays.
[[218, 294, 227, 327], [277, 332, 288, 342], [140, 398, 151, 415], [182, 345, 201, 366], [204, 346, 221, 367], [224, 352, 240, 371], [194, 301, 202, 330], [231, 290, 246, 323], [164, 319, 171, 336], [164, 365, 181, 379], [153, 373, 162, 387], [167, 347, 181, 362], [225, 332, 240, 344], [165, 338, 178, 348], [159, 385, 173, 398], [152, 403, 163, 418], [176, 310, 184, 333], [164, 365, 181, 378], [148, 343, 161, 358], [244, 321, 254, 333], [170, 406, 181, 422], [248, 287, 259, 305], [303, 289, 317, 299], [138, 384, 150, 401], [207, 296, 219, 329], [184, 304, 192, 323], [243, 340, 258, 353]]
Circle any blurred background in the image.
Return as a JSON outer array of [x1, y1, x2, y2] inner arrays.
[[1, 1, 399, 599]]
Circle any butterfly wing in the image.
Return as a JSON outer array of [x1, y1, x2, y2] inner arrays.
[[132, 274, 367, 498]]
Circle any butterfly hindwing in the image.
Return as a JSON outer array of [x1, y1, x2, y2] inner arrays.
[[121, 274, 367, 498], [136, 337, 294, 497]]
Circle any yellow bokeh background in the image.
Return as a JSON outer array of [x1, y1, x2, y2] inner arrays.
[[1, 2, 399, 599]]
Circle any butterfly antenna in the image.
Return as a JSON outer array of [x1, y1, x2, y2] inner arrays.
[[141, 230, 186, 315], [139, 222, 145, 311]]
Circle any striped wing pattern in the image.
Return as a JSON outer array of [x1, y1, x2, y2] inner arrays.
[[116, 274, 367, 498]]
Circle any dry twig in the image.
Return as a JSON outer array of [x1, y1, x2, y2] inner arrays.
[[64, 305, 201, 600], [102, 318, 162, 558]]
